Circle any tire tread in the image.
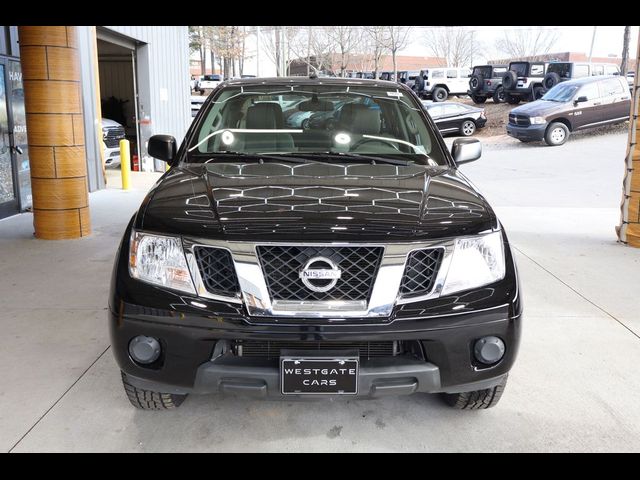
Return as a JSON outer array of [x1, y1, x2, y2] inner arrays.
[[443, 375, 508, 410], [121, 371, 187, 410]]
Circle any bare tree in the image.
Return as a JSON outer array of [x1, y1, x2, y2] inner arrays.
[[326, 26, 362, 77], [494, 27, 560, 59], [385, 26, 412, 80], [364, 26, 389, 78], [209, 26, 246, 79], [621, 26, 631, 76], [261, 26, 283, 75], [424, 27, 483, 67], [189, 26, 207, 75]]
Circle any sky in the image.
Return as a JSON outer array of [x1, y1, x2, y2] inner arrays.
[[402, 26, 639, 62]]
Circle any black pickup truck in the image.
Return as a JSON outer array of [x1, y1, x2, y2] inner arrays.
[[109, 76, 522, 410]]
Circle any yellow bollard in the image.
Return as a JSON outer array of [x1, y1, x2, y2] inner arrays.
[[120, 139, 131, 190]]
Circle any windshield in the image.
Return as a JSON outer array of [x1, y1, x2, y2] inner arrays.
[[204, 75, 221, 81], [187, 84, 447, 166], [473, 66, 493, 77], [541, 83, 579, 102]]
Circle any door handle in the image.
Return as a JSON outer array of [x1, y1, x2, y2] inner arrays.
[[10, 145, 24, 155], [593, 102, 601, 106]]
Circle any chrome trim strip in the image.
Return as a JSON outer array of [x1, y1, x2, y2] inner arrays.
[[181, 237, 459, 318]]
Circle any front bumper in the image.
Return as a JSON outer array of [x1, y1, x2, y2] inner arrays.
[[104, 146, 122, 167], [111, 308, 521, 398], [506, 123, 546, 141]]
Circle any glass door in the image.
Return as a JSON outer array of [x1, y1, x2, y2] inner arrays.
[[0, 60, 20, 218]]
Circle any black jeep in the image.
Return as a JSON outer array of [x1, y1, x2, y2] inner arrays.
[[109, 76, 522, 410], [468, 64, 508, 104]]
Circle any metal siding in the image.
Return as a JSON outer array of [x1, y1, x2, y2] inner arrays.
[[78, 26, 190, 182], [104, 26, 191, 143]]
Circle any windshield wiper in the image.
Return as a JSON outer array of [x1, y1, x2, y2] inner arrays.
[[305, 152, 412, 166], [202, 152, 316, 164]]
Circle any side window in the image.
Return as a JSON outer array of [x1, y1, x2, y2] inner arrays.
[[573, 64, 590, 78], [442, 104, 461, 115], [592, 65, 604, 76], [446, 69, 458, 79], [601, 78, 625, 96], [530, 64, 544, 76], [427, 105, 444, 117], [431, 70, 444, 79], [579, 83, 600, 100], [493, 67, 506, 76]]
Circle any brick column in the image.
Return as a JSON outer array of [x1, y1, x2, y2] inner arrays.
[[19, 26, 90, 239]]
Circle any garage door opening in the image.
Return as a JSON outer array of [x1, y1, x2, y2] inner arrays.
[[96, 39, 143, 172]]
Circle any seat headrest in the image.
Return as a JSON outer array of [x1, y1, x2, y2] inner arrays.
[[246, 102, 285, 129], [339, 103, 381, 134]]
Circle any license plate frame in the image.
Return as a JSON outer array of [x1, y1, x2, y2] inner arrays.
[[280, 357, 359, 395]]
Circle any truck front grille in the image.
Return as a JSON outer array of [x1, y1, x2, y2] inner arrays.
[[193, 246, 240, 297], [234, 340, 399, 360], [103, 126, 125, 148], [400, 248, 444, 297], [508, 114, 531, 127], [257, 246, 383, 302]]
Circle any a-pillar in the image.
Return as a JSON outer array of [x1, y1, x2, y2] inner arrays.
[[18, 26, 90, 239]]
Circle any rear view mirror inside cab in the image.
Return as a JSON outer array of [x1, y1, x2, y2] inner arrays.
[[298, 99, 333, 111]]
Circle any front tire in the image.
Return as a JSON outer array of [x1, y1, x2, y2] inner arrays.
[[506, 94, 521, 105], [471, 94, 487, 104], [432, 87, 448, 102], [443, 375, 508, 409], [544, 122, 569, 146], [460, 120, 476, 136], [122, 372, 187, 410]]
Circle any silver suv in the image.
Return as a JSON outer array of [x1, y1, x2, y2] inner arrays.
[[543, 62, 621, 91]]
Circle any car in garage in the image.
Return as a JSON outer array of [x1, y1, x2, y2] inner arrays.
[[506, 75, 631, 146], [422, 101, 487, 136], [101, 118, 126, 168], [110, 76, 522, 410]]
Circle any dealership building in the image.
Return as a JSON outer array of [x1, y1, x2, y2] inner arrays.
[[0, 26, 191, 234]]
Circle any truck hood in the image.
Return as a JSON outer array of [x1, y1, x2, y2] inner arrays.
[[137, 162, 497, 241], [510, 99, 568, 117]]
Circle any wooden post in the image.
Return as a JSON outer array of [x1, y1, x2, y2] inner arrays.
[[618, 30, 640, 247], [19, 26, 90, 239]]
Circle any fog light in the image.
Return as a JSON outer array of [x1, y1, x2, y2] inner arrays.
[[129, 336, 161, 364], [474, 336, 505, 365]]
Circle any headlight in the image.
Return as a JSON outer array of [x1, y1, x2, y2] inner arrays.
[[129, 231, 196, 294], [441, 231, 506, 296], [529, 116, 547, 125]]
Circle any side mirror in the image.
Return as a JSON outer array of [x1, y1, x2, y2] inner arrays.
[[451, 138, 482, 165], [574, 96, 588, 105], [148, 134, 177, 164]]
